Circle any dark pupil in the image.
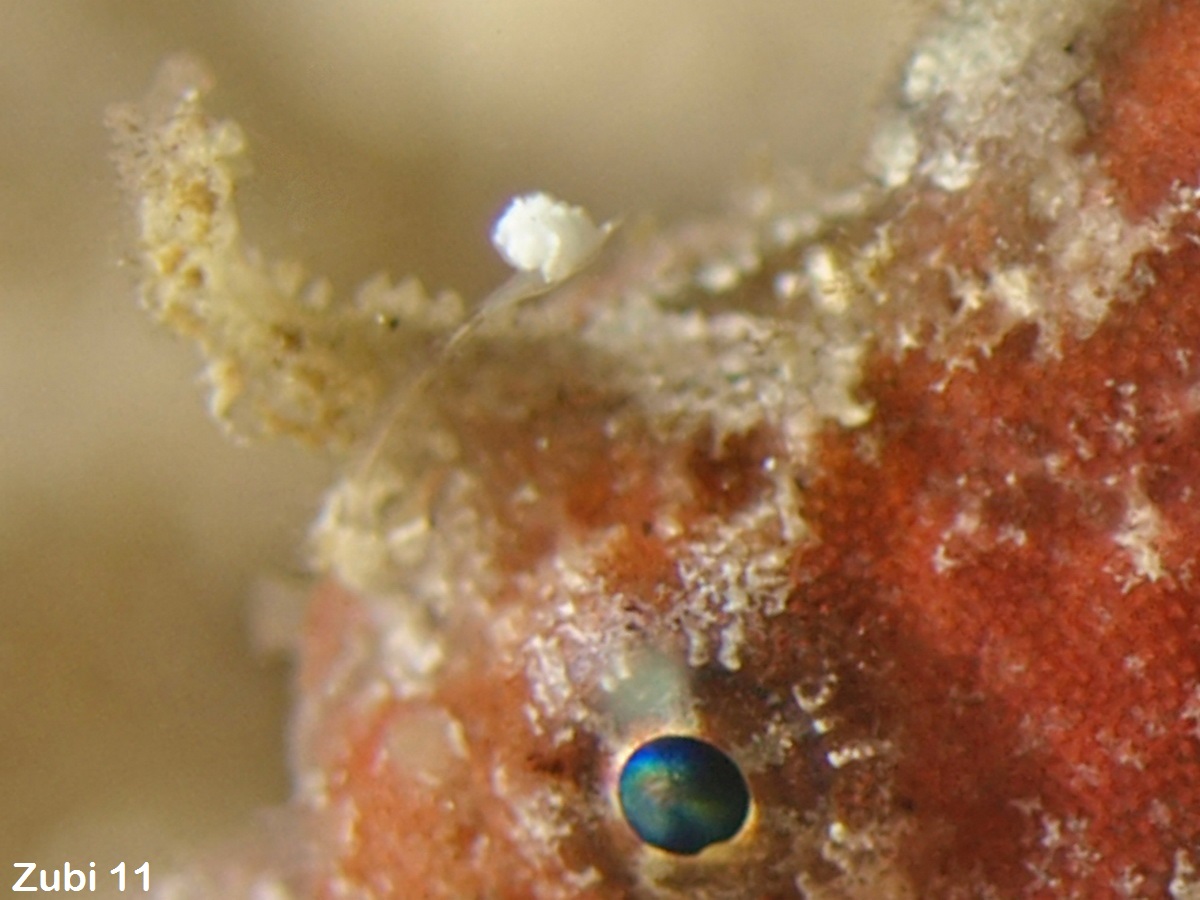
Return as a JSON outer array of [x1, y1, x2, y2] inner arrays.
[[617, 734, 751, 855]]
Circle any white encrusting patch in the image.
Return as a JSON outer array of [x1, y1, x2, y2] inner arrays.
[[673, 482, 802, 671], [826, 740, 884, 770], [1113, 489, 1166, 590], [805, 245, 853, 315], [1171, 850, 1200, 899]]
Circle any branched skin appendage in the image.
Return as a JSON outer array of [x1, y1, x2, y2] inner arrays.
[[117, 0, 1200, 896], [107, 55, 465, 447]]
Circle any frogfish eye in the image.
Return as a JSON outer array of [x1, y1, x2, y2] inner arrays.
[[617, 734, 751, 855]]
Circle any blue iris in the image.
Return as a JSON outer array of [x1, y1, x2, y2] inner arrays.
[[617, 734, 751, 855]]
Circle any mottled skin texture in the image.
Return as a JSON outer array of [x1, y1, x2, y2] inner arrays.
[[1093, 0, 1200, 218], [204, 0, 1200, 896], [800, 6, 1200, 890]]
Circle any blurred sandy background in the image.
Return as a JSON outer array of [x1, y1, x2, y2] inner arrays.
[[0, 0, 918, 881]]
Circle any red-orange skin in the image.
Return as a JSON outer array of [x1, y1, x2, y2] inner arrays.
[[1093, 0, 1200, 219], [296, 2, 1200, 896]]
